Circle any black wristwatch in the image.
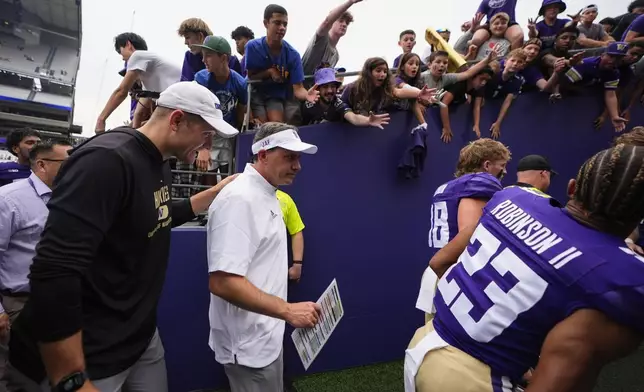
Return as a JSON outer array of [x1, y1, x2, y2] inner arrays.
[[54, 371, 87, 392]]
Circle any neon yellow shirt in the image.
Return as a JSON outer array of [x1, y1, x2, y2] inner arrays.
[[276, 190, 305, 235]]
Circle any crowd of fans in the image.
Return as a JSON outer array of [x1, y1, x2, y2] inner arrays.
[[86, 0, 644, 203], [0, 1, 643, 390]]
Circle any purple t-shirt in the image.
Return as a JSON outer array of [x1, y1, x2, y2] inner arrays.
[[433, 186, 644, 380], [477, 0, 518, 23], [428, 172, 502, 251], [622, 14, 644, 40], [565, 56, 620, 90], [478, 59, 524, 98], [393, 55, 403, 70], [520, 64, 545, 86], [536, 19, 570, 49]]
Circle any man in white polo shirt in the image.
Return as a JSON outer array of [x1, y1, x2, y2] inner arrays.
[[207, 122, 321, 392]]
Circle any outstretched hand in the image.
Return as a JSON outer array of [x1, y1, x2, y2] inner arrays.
[[612, 116, 628, 133], [568, 52, 584, 67], [470, 12, 484, 32], [418, 85, 438, 103], [368, 112, 390, 129]]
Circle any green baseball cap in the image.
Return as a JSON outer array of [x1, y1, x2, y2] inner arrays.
[[192, 35, 231, 56]]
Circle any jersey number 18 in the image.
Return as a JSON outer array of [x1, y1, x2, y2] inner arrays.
[[428, 184, 449, 248]]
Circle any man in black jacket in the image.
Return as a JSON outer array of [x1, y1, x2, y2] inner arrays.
[[9, 82, 239, 392]]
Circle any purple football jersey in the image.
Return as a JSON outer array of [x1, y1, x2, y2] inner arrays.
[[432, 186, 644, 380], [428, 172, 502, 251]]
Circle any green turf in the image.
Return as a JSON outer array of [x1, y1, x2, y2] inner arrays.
[[293, 361, 404, 392], [209, 345, 644, 392]]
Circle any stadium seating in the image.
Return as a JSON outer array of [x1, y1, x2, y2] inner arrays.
[[32, 91, 72, 109], [48, 46, 79, 84], [0, 84, 29, 100], [0, 34, 49, 76]]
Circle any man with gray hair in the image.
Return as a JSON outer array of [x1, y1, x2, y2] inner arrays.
[[207, 122, 321, 392]]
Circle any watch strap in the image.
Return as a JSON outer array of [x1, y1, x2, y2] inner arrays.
[[54, 371, 88, 392]]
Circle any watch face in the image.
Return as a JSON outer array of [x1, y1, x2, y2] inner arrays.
[[63, 378, 76, 391], [58, 372, 85, 392]]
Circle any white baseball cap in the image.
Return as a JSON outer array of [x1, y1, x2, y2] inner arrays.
[[156, 81, 239, 138], [251, 128, 318, 155]]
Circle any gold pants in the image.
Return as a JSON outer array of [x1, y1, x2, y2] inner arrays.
[[408, 321, 514, 392]]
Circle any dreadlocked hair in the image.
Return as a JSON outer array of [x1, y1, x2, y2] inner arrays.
[[348, 57, 395, 116], [454, 138, 511, 177], [613, 126, 644, 147], [573, 144, 644, 229]]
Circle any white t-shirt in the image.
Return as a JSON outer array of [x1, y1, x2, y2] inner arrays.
[[207, 163, 288, 368], [126, 50, 181, 93]]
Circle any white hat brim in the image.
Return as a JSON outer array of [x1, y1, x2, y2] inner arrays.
[[279, 140, 318, 154], [201, 115, 239, 138]]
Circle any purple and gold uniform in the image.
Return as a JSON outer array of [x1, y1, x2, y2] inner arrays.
[[407, 186, 644, 391], [428, 172, 503, 252]]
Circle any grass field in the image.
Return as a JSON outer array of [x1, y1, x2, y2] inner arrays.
[[210, 345, 644, 392]]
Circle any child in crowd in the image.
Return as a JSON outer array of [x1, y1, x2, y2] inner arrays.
[[466, 0, 524, 50], [178, 18, 242, 81], [529, 0, 573, 49], [540, 25, 581, 79], [519, 38, 563, 92], [439, 67, 495, 143], [421, 49, 497, 91], [341, 57, 434, 116], [472, 49, 527, 139], [394, 52, 428, 125], [193, 35, 247, 185], [393, 30, 428, 72], [455, 12, 511, 62]]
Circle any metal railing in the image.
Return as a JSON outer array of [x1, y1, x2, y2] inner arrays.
[[240, 45, 601, 131], [241, 69, 362, 133]]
